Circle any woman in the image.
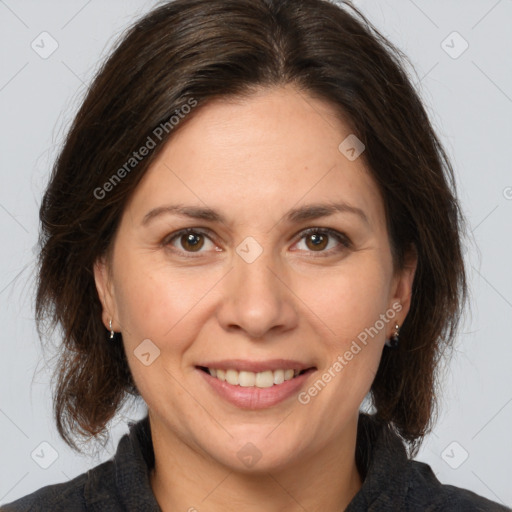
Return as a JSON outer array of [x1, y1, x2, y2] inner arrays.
[[2, 0, 509, 510]]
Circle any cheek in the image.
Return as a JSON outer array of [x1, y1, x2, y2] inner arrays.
[[299, 256, 391, 393], [112, 258, 206, 404], [297, 256, 391, 340], [112, 252, 220, 351]]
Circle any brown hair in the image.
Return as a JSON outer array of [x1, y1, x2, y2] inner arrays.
[[36, 0, 467, 456]]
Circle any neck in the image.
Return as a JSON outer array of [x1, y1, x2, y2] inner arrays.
[[149, 413, 363, 512]]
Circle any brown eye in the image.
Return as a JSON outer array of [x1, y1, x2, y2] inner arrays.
[[179, 232, 205, 252], [295, 228, 351, 255], [164, 228, 215, 254], [304, 232, 329, 251]]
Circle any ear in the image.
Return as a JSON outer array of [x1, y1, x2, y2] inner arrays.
[[93, 255, 119, 332], [388, 244, 418, 331]]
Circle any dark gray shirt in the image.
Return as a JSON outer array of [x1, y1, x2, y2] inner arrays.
[[2, 413, 510, 511]]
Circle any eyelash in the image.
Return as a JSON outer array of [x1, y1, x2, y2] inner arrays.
[[162, 227, 352, 258]]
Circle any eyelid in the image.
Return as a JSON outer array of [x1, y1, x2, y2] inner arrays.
[[162, 226, 352, 257], [296, 227, 351, 248], [161, 227, 218, 254]]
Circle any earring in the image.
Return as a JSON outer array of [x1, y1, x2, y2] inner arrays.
[[109, 319, 115, 339], [385, 323, 400, 348]]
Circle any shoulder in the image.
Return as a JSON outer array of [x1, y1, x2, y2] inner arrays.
[[0, 459, 113, 512], [404, 459, 511, 511], [2, 415, 159, 512], [353, 414, 510, 512]]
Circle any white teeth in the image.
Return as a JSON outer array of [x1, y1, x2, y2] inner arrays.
[[225, 369, 239, 385], [239, 371, 256, 387], [255, 370, 273, 388], [273, 369, 285, 385], [206, 367, 305, 388]]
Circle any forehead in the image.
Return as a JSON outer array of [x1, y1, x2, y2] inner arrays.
[[125, 86, 386, 233]]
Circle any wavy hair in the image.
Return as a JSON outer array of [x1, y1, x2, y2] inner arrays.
[[35, 0, 467, 456]]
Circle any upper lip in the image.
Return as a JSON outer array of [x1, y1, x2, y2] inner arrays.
[[197, 359, 316, 373]]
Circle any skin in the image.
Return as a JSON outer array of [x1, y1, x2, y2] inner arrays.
[[94, 84, 417, 512]]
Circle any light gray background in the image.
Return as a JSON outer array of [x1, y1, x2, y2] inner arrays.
[[1, 0, 511, 507]]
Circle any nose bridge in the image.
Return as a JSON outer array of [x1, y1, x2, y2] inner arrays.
[[234, 234, 282, 303], [218, 234, 295, 337], [234, 237, 278, 288]]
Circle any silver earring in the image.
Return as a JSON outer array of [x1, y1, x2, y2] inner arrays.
[[109, 319, 115, 339], [385, 323, 400, 348]]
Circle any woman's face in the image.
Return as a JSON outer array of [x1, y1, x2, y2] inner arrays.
[[95, 85, 416, 472]]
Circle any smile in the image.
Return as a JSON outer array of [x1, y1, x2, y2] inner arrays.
[[197, 366, 310, 388], [196, 365, 317, 409]]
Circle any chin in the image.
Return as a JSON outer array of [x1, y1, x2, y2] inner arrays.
[[200, 428, 307, 474]]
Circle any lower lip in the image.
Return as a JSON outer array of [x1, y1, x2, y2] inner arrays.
[[197, 368, 316, 409]]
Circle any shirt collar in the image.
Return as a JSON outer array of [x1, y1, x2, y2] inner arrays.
[[84, 412, 409, 511], [84, 414, 161, 511], [346, 413, 409, 510]]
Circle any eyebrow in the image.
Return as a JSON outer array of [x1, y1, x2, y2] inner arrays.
[[141, 201, 370, 227]]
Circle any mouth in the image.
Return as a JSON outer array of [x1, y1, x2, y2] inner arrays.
[[195, 366, 316, 388]]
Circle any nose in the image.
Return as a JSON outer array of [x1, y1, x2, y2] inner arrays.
[[216, 240, 298, 339]]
